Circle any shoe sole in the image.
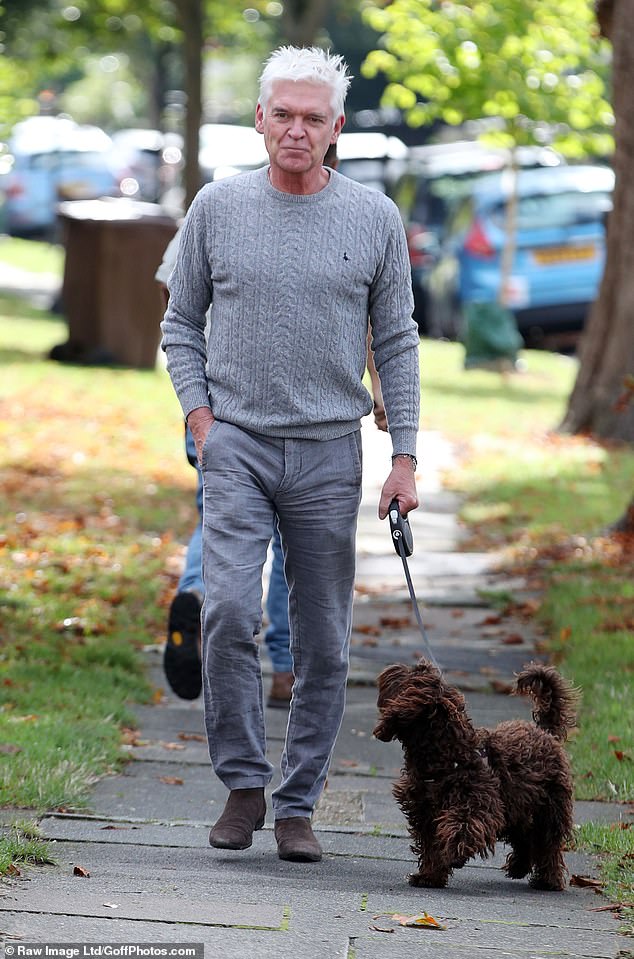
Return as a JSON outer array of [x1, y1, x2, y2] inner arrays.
[[278, 848, 322, 862], [164, 592, 202, 700]]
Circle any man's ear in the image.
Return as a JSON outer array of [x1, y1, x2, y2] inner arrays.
[[331, 113, 345, 144], [255, 103, 265, 134]]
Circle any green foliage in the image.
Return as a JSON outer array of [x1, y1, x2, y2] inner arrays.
[[0, 821, 56, 875], [362, 0, 614, 157], [0, 0, 280, 135]]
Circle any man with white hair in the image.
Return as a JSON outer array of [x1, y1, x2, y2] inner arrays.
[[161, 45, 420, 863]]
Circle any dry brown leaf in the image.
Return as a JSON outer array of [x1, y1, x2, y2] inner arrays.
[[178, 732, 206, 742], [379, 616, 412, 629], [73, 865, 90, 877], [159, 741, 186, 751], [158, 776, 184, 785], [502, 633, 524, 645], [354, 624, 381, 636], [570, 874, 603, 890]]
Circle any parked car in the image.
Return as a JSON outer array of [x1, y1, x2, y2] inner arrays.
[[336, 131, 407, 193], [2, 116, 122, 237], [199, 123, 269, 183], [389, 140, 563, 333], [108, 128, 183, 203], [426, 164, 614, 347]]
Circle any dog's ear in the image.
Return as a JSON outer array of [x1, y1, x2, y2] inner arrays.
[[373, 715, 399, 742], [376, 663, 410, 708]]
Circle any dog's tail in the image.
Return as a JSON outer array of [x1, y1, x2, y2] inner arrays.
[[515, 663, 580, 742]]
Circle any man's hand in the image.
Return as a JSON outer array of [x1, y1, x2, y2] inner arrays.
[[187, 406, 215, 463], [378, 456, 419, 520], [373, 401, 388, 432]]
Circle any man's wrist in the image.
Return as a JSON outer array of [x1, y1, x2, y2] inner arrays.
[[392, 453, 417, 470]]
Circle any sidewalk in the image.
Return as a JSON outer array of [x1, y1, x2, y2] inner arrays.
[[1, 419, 629, 957]]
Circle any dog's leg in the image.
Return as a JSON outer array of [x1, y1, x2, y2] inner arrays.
[[504, 831, 533, 880], [408, 834, 452, 888], [528, 791, 573, 891]]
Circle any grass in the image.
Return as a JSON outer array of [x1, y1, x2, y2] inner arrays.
[[0, 235, 64, 275], [0, 820, 56, 874], [0, 301, 196, 818], [574, 823, 634, 931]]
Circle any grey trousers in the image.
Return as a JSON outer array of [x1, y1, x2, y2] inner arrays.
[[200, 421, 363, 819]]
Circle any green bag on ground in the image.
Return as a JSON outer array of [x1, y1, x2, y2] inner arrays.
[[463, 302, 523, 370]]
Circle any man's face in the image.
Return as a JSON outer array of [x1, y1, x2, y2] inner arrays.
[[255, 79, 343, 177]]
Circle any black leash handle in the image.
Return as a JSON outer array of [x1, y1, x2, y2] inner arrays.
[[388, 498, 413, 557], [388, 499, 441, 670]]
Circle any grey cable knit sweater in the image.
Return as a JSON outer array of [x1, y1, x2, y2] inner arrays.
[[161, 166, 420, 456]]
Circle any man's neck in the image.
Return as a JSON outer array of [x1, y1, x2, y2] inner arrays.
[[267, 165, 330, 196]]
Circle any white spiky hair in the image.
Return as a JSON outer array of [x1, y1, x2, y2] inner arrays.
[[259, 46, 352, 120]]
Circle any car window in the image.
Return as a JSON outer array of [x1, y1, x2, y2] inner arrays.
[[488, 190, 612, 230], [29, 151, 110, 172]]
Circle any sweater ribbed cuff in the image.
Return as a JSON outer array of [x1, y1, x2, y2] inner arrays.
[[390, 428, 418, 461]]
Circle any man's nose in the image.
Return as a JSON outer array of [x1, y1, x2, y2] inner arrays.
[[288, 117, 305, 138]]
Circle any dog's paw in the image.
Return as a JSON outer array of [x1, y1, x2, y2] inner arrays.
[[408, 871, 448, 888], [529, 873, 566, 891]]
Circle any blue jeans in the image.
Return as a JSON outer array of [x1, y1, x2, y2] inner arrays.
[[199, 422, 362, 818], [179, 426, 291, 674]]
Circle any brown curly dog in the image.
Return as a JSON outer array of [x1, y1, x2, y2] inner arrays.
[[374, 659, 579, 890]]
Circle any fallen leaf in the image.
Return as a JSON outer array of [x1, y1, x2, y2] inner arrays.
[[369, 925, 394, 933], [398, 913, 446, 929], [502, 633, 524, 645], [478, 614, 502, 626], [451, 609, 465, 618], [379, 616, 411, 629], [159, 741, 186, 751], [6, 863, 21, 876], [607, 735, 621, 743], [158, 776, 184, 785], [73, 865, 90, 877], [178, 732, 206, 742], [354, 624, 381, 636], [374, 912, 446, 930], [570, 874, 603, 890]]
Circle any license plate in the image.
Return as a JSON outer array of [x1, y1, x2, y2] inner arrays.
[[533, 244, 595, 265]]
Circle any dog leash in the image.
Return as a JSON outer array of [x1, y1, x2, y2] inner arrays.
[[388, 499, 441, 670]]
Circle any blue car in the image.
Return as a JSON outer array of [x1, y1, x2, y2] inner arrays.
[[427, 164, 614, 347], [2, 117, 121, 237]]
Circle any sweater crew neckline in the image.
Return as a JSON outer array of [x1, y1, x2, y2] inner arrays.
[[261, 165, 336, 203]]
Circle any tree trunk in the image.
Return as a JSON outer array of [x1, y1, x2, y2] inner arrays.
[[175, 0, 202, 213], [560, 0, 634, 442], [610, 494, 634, 533], [281, 0, 332, 47]]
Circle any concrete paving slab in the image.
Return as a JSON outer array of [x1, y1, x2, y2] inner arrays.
[[1, 917, 344, 959], [0, 888, 284, 930]]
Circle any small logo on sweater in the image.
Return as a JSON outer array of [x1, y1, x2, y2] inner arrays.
[[343, 252, 349, 262]]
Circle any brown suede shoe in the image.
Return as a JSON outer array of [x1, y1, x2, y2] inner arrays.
[[209, 788, 266, 850], [274, 817, 322, 862], [267, 671, 294, 710]]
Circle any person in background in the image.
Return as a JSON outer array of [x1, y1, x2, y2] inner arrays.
[[156, 140, 388, 709], [161, 45, 419, 864]]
